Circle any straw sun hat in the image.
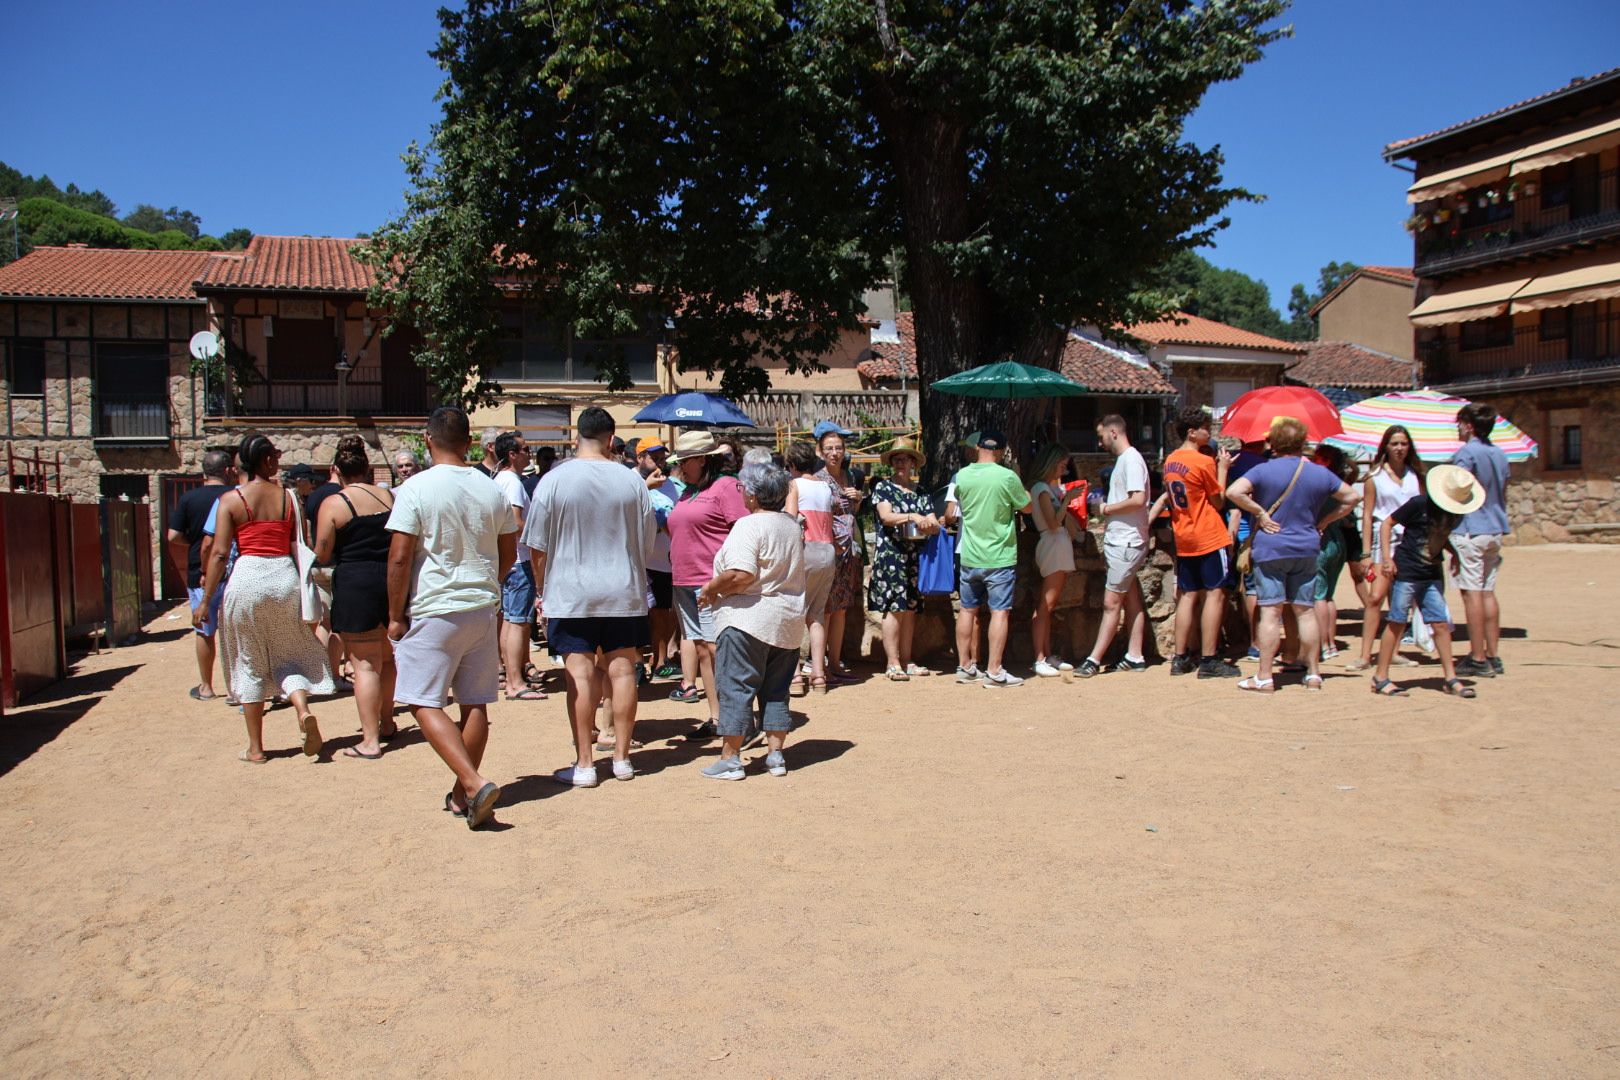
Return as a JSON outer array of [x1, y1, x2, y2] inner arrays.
[[880, 437, 927, 469], [665, 429, 723, 464], [1426, 464, 1486, 515]]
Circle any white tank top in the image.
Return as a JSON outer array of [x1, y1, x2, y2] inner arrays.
[[1370, 466, 1421, 524]]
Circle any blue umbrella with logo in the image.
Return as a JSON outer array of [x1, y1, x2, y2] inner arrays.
[[632, 391, 757, 428]]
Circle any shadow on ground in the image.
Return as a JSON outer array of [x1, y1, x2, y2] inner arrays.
[[0, 695, 103, 778]]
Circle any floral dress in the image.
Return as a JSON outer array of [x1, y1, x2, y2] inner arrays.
[[867, 479, 932, 614], [815, 465, 863, 612]]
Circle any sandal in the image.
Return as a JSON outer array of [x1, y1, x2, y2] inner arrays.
[[1370, 677, 1408, 697], [810, 676, 829, 695], [299, 714, 323, 758], [523, 663, 545, 684], [1303, 675, 1324, 691], [341, 745, 383, 760], [789, 674, 809, 698], [885, 666, 910, 681], [1237, 676, 1275, 693], [905, 664, 933, 677], [239, 749, 268, 765], [505, 687, 548, 701], [1343, 658, 1371, 672], [1443, 678, 1476, 699], [826, 668, 859, 686], [443, 789, 467, 818], [189, 686, 217, 701]]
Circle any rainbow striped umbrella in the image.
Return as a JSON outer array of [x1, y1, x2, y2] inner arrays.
[[1323, 389, 1538, 462]]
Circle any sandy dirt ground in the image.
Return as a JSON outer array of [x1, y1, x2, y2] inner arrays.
[[0, 544, 1617, 1078]]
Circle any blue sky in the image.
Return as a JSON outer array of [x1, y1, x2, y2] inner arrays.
[[3, 0, 1618, 316]]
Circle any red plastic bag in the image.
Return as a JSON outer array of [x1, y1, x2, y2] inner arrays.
[[1062, 479, 1089, 530]]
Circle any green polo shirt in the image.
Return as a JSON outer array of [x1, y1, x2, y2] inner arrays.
[[953, 462, 1030, 568]]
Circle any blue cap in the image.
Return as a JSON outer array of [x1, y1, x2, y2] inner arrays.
[[813, 420, 855, 441]]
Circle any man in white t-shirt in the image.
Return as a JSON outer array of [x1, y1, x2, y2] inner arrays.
[[1076, 414, 1151, 677], [492, 431, 542, 702], [525, 407, 657, 787], [386, 407, 517, 830]]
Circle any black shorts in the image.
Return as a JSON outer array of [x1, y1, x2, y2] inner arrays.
[[647, 569, 673, 610], [547, 616, 652, 657], [1175, 548, 1230, 593]]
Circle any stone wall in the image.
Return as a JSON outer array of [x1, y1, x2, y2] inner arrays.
[[1506, 475, 1620, 544], [1173, 360, 1288, 413], [853, 523, 1205, 669], [200, 422, 428, 476], [1485, 382, 1620, 544]]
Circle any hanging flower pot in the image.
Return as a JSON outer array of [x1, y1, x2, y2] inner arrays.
[[1524, 181, 1538, 196], [1478, 195, 1489, 209]]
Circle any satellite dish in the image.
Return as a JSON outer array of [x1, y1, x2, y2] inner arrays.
[[189, 330, 222, 361]]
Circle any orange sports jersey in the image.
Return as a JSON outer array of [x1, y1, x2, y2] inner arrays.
[[1162, 448, 1231, 557]]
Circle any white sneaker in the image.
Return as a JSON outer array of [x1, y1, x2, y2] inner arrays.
[[1048, 656, 1074, 672], [1033, 659, 1062, 678], [982, 668, 1025, 688], [765, 750, 787, 777], [552, 764, 599, 788], [954, 664, 982, 683], [611, 759, 635, 782]]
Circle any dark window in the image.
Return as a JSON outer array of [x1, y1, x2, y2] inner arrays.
[[1563, 425, 1582, 467], [1539, 308, 1570, 342], [94, 342, 170, 439], [99, 475, 151, 502], [1541, 163, 1571, 209], [492, 307, 658, 384], [268, 315, 341, 381], [1459, 315, 1513, 351], [8, 339, 45, 396]]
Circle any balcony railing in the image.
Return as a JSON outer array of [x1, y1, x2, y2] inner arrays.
[[226, 375, 435, 418], [1419, 311, 1620, 384], [95, 393, 170, 441], [734, 390, 913, 432], [1415, 171, 1619, 276]]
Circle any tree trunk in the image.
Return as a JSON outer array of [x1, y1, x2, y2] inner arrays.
[[880, 105, 991, 488]]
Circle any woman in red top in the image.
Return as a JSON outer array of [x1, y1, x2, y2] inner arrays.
[[197, 434, 334, 763]]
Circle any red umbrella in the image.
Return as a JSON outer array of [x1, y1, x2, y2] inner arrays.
[[1218, 385, 1342, 443]]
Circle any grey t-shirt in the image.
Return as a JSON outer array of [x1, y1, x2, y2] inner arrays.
[[522, 458, 656, 619]]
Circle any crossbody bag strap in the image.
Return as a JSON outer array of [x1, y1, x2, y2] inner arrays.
[[1267, 458, 1308, 516]]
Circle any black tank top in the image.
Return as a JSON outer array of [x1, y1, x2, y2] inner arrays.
[[332, 491, 393, 565]]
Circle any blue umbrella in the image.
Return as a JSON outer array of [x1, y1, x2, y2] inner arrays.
[[632, 392, 756, 428]]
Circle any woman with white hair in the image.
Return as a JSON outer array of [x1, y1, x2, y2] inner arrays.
[[697, 461, 806, 780]]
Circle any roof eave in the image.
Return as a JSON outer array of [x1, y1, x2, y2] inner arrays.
[[0, 292, 205, 305], [1383, 68, 1620, 161]]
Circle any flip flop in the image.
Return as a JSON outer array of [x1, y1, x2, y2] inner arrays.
[[1237, 676, 1275, 693], [505, 687, 548, 701], [443, 789, 467, 818], [341, 745, 383, 760], [189, 686, 217, 701], [299, 715, 322, 757], [1304, 675, 1324, 691], [239, 750, 268, 765], [467, 782, 500, 830]]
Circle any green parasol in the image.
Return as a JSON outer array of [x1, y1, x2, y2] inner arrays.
[[931, 360, 1089, 399]]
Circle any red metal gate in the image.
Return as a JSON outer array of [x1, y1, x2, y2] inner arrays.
[[0, 492, 67, 708]]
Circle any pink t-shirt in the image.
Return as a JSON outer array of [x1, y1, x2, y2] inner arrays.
[[793, 475, 835, 544], [668, 476, 748, 586]]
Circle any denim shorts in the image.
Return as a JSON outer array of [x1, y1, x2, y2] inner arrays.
[[1388, 579, 1451, 627], [715, 627, 797, 737], [501, 561, 536, 622], [188, 586, 223, 637], [674, 584, 718, 642], [547, 615, 651, 656], [1254, 556, 1317, 608], [958, 565, 1015, 611]]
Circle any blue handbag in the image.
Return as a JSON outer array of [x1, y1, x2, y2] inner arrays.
[[917, 528, 957, 596]]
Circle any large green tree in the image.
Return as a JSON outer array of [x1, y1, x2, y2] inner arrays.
[[1158, 250, 1290, 340], [367, 0, 1287, 469]]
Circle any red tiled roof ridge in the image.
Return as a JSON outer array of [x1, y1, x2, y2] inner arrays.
[[1385, 66, 1620, 155], [1059, 332, 1177, 396], [195, 235, 376, 293], [1124, 310, 1305, 354], [1359, 265, 1415, 282]]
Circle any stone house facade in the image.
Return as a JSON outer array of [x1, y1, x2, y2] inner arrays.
[[1388, 66, 1620, 543]]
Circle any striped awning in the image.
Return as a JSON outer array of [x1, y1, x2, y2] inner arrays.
[[1409, 272, 1533, 326], [1407, 114, 1620, 203]]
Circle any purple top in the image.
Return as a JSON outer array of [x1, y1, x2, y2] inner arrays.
[[1243, 456, 1344, 562]]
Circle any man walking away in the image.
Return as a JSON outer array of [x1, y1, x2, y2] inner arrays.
[[1158, 410, 1240, 678], [493, 431, 544, 701], [527, 407, 657, 786], [167, 449, 236, 700], [951, 429, 1032, 687], [1451, 402, 1511, 677], [1077, 415, 1150, 676], [386, 407, 514, 829]]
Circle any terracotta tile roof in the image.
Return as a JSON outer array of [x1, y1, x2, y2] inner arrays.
[[1059, 334, 1177, 396], [1359, 265, 1416, 283], [195, 235, 375, 293], [0, 246, 213, 301], [1385, 67, 1620, 155], [858, 310, 917, 381], [1286, 341, 1417, 391], [1307, 265, 1416, 317], [1124, 311, 1305, 355]]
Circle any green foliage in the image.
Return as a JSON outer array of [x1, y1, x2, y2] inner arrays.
[[1157, 251, 1290, 339], [1284, 260, 1360, 341], [1, 160, 248, 264], [369, 0, 1288, 454]]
